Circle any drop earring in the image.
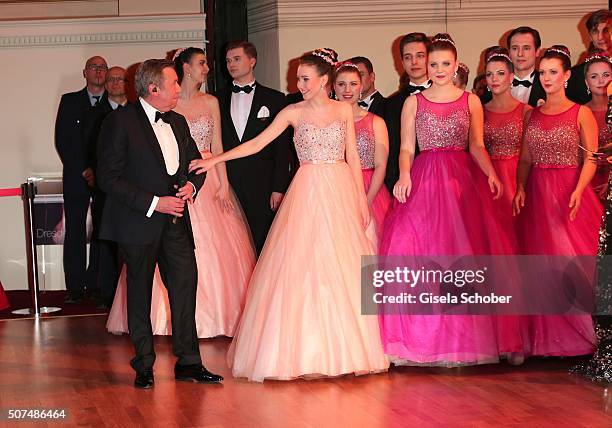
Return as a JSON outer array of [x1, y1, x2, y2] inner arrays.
[[453, 71, 458, 78], [587, 87, 591, 95], [564, 80, 568, 88], [188, 73, 192, 79]]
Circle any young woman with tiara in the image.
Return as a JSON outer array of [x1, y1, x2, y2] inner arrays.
[[379, 34, 523, 367], [333, 61, 392, 241], [582, 49, 611, 199], [106, 47, 256, 338], [513, 45, 601, 357], [190, 48, 389, 381]]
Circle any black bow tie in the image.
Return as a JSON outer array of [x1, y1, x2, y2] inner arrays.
[[512, 78, 532, 88], [155, 111, 171, 123], [232, 84, 254, 94], [358, 100, 369, 108]]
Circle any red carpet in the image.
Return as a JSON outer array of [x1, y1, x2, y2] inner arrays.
[[0, 290, 109, 320]]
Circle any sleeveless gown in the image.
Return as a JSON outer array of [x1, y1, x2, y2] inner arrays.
[[106, 115, 256, 338], [228, 119, 389, 382], [379, 92, 522, 366], [355, 112, 392, 242], [517, 103, 600, 356]]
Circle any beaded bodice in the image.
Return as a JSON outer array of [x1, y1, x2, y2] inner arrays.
[[524, 104, 581, 167], [186, 115, 214, 152], [484, 103, 524, 159], [415, 92, 470, 151], [594, 110, 611, 150], [293, 120, 346, 163], [355, 113, 375, 169]]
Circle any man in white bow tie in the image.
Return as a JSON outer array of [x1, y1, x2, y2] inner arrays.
[[216, 41, 290, 255]]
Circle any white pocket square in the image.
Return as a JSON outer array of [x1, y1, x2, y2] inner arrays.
[[257, 106, 270, 119]]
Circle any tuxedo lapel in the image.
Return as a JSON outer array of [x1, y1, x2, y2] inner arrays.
[[241, 83, 263, 143], [221, 88, 241, 145], [168, 116, 187, 177], [135, 100, 166, 171]]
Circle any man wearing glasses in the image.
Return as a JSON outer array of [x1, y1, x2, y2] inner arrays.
[[55, 55, 108, 303], [82, 66, 129, 308]]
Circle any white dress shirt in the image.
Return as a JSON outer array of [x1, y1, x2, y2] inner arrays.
[[360, 90, 379, 110], [230, 80, 256, 141], [140, 97, 180, 217], [87, 90, 104, 106], [409, 79, 432, 95], [511, 70, 535, 104], [108, 99, 126, 110]]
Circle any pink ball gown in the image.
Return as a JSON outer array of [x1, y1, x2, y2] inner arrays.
[[106, 115, 256, 338], [484, 102, 529, 357], [517, 103, 600, 356], [228, 119, 389, 382], [591, 110, 611, 197], [355, 112, 393, 242], [379, 92, 521, 366]]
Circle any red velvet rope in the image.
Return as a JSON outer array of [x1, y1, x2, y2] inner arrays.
[[0, 188, 22, 197]]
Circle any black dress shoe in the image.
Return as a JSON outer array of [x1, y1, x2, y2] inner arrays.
[[134, 369, 154, 389], [64, 292, 83, 304], [175, 364, 223, 383]]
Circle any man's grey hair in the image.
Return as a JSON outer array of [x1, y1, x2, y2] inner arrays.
[[135, 59, 174, 98]]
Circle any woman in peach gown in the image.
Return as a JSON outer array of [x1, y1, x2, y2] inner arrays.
[[106, 47, 256, 338], [190, 48, 389, 382], [333, 61, 392, 241]]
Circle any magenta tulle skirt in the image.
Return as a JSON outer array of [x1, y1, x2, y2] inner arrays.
[[591, 163, 610, 199], [379, 150, 524, 366], [491, 156, 518, 232], [517, 166, 601, 356], [362, 168, 393, 244]]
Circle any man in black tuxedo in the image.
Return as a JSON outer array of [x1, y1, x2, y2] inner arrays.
[[350, 56, 386, 118], [97, 59, 222, 388], [481, 27, 546, 107], [82, 66, 129, 309], [384, 33, 431, 193], [55, 55, 108, 303], [216, 41, 290, 254], [566, 9, 611, 104]]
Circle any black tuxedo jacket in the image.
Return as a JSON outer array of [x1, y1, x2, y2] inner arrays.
[[384, 86, 420, 192], [479, 76, 546, 107], [368, 91, 387, 118], [82, 98, 126, 174], [96, 100, 204, 246], [566, 62, 591, 105], [215, 82, 290, 193], [55, 87, 107, 195]]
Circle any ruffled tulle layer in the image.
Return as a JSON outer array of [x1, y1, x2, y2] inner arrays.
[[106, 167, 256, 338], [228, 162, 389, 382], [517, 166, 601, 356], [379, 150, 523, 366], [362, 168, 392, 244]]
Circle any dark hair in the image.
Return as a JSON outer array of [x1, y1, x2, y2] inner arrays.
[[506, 26, 542, 49], [472, 73, 488, 97], [299, 48, 338, 82], [225, 40, 258, 61], [428, 33, 457, 59], [349, 56, 373, 74], [586, 9, 611, 33], [455, 63, 470, 88], [540, 45, 572, 71], [135, 59, 175, 98], [173, 47, 205, 83], [399, 32, 430, 56], [584, 48, 612, 75], [485, 46, 514, 73], [333, 62, 362, 84]]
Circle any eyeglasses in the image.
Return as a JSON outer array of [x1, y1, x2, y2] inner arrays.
[[87, 64, 108, 72], [107, 77, 127, 83]]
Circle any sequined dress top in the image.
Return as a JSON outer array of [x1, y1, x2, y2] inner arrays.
[[293, 120, 346, 164], [415, 92, 470, 152], [186, 115, 214, 152], [593, 110, 611, 150], [354, 113, 376, 169], [524, 104, 581, 167], [484, 103, 524, 159]]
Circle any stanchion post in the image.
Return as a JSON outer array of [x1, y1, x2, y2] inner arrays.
[[17, 182, 40, 316]]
